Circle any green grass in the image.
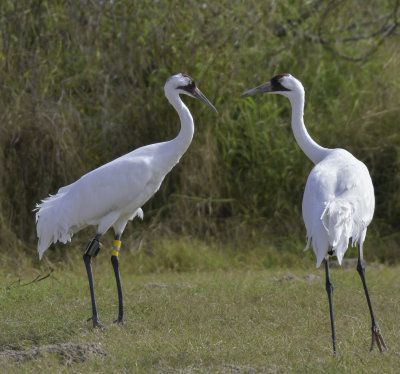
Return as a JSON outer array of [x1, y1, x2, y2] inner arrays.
[[0, 254, 399, 373]]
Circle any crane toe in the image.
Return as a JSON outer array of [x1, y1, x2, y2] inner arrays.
[[87, 316, 104, 329], [370, 323, 387, 352]]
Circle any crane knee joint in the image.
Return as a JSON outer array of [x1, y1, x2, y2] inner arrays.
[[357, 258, 365, 275], [325, 279, 334, 294]]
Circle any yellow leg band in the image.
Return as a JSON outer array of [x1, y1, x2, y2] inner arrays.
[[111, 249, 119, 257], [113, 240, 122, 248]]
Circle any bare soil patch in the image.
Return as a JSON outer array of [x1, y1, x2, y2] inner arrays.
[[0, 342, 106, 363]]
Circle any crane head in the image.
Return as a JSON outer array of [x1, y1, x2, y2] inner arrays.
[[165, 73, 217, 113], [240, 74, 304, 98]]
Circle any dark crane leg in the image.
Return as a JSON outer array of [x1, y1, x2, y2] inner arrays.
[[111, 234, 124, 324], [83, 233, 103, 328], [356, 246, 387, 352], [324, 258, 337, 356]]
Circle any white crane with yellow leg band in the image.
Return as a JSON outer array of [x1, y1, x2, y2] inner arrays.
[[35, 73, 217, 328]]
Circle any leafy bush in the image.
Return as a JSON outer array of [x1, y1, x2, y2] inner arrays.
[[0, 0, 399, 262]]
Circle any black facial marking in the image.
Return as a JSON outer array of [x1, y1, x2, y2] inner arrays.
[[177, 74, 196, 93], [270, 74, 290, 91]]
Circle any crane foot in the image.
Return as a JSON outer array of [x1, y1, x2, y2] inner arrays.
[[113, 317, 124, 325], [87, 316, 104, 329], [370, 323, 387, 352]]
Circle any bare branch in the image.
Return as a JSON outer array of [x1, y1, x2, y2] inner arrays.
[[276, 0, 399, 62], [344, 13, 392, 32], [311, 0, 400, 61]]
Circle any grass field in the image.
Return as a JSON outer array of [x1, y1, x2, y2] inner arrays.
[[0, 250, 398, 373]]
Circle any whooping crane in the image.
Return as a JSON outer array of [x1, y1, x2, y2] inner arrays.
[[36, 73, 217, 327], [241, 74, 386, 354]]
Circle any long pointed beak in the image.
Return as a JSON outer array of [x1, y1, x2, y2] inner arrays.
[[240, 82, 273, 98], [193, 88, 218, 113]]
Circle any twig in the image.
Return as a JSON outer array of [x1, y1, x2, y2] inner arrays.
[[5, 270, 53, 290], [20, 270, 53, 286]]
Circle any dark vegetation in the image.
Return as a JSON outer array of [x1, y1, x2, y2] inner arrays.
[[0, 0, 399, 264]]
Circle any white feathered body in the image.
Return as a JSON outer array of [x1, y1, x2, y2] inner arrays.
[[36, 140, 183, 259], [302, 148, 374, 268], [36, 73, 204, 260]]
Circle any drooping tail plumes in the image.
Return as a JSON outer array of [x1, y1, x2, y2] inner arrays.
[[35, 191, 74, 259], [320, 198, 363, 265], [35, 188, 144, 260]]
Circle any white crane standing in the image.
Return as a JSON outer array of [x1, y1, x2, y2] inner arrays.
[[241, 74, 386, 355], [35, 73, 217, 328]]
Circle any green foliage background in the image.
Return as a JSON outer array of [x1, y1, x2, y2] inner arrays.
[[0, 0, 399, 263]]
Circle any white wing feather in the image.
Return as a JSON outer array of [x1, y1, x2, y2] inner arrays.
[[35, 141, 179, 259]]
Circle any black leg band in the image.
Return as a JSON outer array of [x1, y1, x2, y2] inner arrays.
[[85, 235, 102, 257]]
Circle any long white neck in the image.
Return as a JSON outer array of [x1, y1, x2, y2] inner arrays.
[[165, 91, 194, 158], [288, 92, 329, 164]]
